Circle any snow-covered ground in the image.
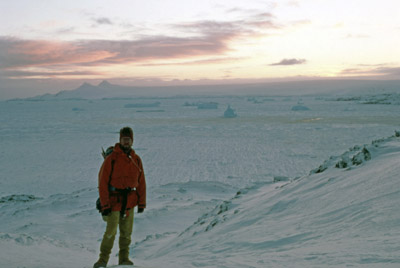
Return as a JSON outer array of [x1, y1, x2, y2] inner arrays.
[[1, 86, 400, 267]]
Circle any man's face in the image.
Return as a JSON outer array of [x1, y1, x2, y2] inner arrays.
[[120, 137, 133, 149]]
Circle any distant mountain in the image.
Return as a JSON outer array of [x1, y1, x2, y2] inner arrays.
[[25, 80, 143, 100], [53, 81, 127, 99], [98, 80, 112, 88], [17, 79, 400, 101]]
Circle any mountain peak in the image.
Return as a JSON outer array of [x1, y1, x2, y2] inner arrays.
[[98, 80, 112, 87], [77, 82, 94, 89]]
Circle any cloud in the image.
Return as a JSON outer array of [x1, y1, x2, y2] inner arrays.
[[0, 11, 282, 79], [339, 66, 400, 78], [270, 58, 307, 66], [377, 67, 400, 76], [139, 56, 243, 67], [0, 69, 101, 78], [55, 27, 77, 35], [1, 13, 277, 68], [0, 37, 117, 69], [0, 35, 233, 73], [92, 17, 113, 25], [0, 35, 234, 79], [80, 34, 232, 64]]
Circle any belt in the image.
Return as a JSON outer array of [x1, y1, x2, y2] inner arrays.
[[108, 186, 137, 218], [109, 186, 136, 192]]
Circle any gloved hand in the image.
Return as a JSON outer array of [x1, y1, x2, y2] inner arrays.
[[137, 207, 145, 214], [102, 208, 112, 216]]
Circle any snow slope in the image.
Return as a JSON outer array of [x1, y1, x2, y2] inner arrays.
[[130, 134, 400, 268]]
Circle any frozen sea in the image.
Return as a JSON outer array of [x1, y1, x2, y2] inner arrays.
[[1, 88, 400, 267]]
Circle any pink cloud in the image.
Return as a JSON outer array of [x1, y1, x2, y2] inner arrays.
[[0, 12, 281, 79], [1, 69, 101, 78], [0, 37, 117, 69], [0, 29, 238, 70], [139, 56, 243, 67]]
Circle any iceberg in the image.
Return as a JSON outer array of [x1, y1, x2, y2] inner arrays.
[[224, 105, 237, 118]]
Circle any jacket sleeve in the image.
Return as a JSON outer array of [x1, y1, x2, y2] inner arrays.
[[98, 156, 112, 210], [137, 156, 146, 209]]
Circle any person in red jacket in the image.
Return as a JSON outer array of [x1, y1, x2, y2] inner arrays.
[[94, 127, 146, 268]]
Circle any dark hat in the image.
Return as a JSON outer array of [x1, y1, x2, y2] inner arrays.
[[120, 126, 133, 140]]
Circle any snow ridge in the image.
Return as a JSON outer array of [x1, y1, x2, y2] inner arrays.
[[0, 194, 41, 203], [311, 131, 400, 174]]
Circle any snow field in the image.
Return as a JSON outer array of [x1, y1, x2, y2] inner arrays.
[[1, 90, 400, 267]]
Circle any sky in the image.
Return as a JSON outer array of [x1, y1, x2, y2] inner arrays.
[[0, 0, 400, 99]]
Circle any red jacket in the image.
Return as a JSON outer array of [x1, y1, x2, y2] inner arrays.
[[98, 143, 146, 213]]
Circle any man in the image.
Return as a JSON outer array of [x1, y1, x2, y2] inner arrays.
[[94, 127, 146, 268]]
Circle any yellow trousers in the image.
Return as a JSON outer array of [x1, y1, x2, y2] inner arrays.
[[98, 210, 134, 263]]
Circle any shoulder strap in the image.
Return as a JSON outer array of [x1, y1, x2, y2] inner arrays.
[[108, 152, 117, 185], [109, 159, 115, 184], [128, 153, 142, 173]]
